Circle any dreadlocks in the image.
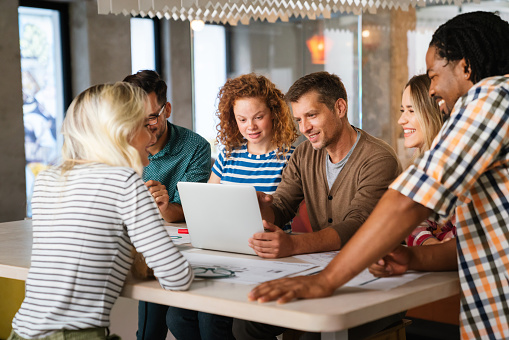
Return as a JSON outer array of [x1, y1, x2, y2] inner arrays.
[[430, 11, 509, 84]]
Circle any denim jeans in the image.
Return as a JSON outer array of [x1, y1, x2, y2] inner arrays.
[[137, 302, 234, 340], [137, 301, 169, 340], [166, 307, 234, 340]]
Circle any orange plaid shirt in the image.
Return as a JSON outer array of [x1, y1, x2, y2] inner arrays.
[[391, 75, 509, 339]]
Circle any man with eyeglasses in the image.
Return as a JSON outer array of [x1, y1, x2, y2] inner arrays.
[[123, 70, 211, 340]]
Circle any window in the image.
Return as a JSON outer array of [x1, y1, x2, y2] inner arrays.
[[192, 24, 227, 157], [19, 5, 66, 216], [130, 17, 157, 74]]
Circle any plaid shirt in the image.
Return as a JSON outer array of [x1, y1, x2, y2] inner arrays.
[[391, 75, 509, 339]]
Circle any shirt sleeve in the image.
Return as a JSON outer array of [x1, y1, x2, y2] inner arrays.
[[390, 78, 509, 221], [122, 172, 193, 290], [271, 146, 305, 227], [173, 138, 211, 204], [406, 220, 436, 246]]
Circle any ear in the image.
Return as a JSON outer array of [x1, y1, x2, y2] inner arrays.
[[459, 59, 472, 82], [334, 98, 348, 118], [164, 102, 172, 119]]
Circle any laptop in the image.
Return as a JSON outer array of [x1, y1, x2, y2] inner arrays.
[[177, 182, 264, 255]]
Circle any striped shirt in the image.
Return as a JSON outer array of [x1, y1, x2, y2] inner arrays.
[[212, 144, 295, 194], [212, 144, 295, 231], [390, 75, 509, 339], [12, 163, 193, 339]]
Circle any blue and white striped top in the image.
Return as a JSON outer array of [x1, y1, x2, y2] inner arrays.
[[212, 143, 295, 194], [212, 143, 295, 231]]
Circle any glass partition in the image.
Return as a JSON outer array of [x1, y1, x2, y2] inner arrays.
[[192, 15, 361, 155]]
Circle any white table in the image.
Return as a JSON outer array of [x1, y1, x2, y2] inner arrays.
[[0, 220, 460, 339]]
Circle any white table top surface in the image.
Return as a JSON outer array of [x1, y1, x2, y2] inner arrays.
[[0, 219, 460, 333]]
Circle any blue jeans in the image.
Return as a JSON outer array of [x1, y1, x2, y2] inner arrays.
[[137, 302, 168, 340], [137, 302, 234, 340], [166, 307, 234, 340]]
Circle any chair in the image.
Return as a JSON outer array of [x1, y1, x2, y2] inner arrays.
[[290, 200, 312, 233]]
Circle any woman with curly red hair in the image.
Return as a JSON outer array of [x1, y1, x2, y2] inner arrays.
[[166, 74, 297, 340], [209, 74, 298, 231]]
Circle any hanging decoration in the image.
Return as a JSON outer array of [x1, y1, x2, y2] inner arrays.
[[97, 0, 480, 25]]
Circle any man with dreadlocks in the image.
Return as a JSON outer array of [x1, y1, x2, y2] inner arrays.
[[247, 11, 509, 340]]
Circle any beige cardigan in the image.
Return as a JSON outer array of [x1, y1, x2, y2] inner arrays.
[[272, 128, 402, 245]]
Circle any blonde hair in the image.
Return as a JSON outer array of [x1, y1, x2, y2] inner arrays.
[[405, 75, 443, 156], [61, 82, 147, 175]]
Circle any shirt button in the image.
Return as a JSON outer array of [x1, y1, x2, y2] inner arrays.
[[328, 218, 333, 223], [328, 195, 333, 200]]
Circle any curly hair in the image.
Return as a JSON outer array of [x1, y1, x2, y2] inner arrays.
[[430, 11, 509, 84], [216, 73, 298, 158]]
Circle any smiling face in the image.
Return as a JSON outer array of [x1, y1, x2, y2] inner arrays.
[[233, 97, 274, 153], [291, 91, 342, 151], [398, 86, 424, 150], [426, 46, 473, 116], [146, 92, 171, 154]]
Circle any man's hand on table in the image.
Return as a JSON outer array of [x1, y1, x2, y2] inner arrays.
[[248, 272, 336, 304], [368, 245, 411, 277], [249, 221, 294, 258]]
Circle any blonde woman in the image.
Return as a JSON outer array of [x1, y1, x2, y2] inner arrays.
[[397, 74, 456, 246], [399, 74, 443, 157], [9, 83, 193, 340]]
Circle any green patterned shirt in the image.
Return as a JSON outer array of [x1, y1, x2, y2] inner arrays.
[[143, 122, 211, 204]]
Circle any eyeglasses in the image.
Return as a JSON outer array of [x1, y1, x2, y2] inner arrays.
[[193, 266, 235, 279], [148, 104, 165, 126]]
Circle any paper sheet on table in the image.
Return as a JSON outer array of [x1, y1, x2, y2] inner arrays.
[[294, 251, 429, 290], [165, 226, 191, 245], [182, 251, 318, 285]]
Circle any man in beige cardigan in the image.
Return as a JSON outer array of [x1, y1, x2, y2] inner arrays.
[[248, 71, 401, 258], [236, 71, 403, 339]]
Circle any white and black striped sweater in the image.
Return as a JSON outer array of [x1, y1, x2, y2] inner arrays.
[[12, 163, 193, 339]]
